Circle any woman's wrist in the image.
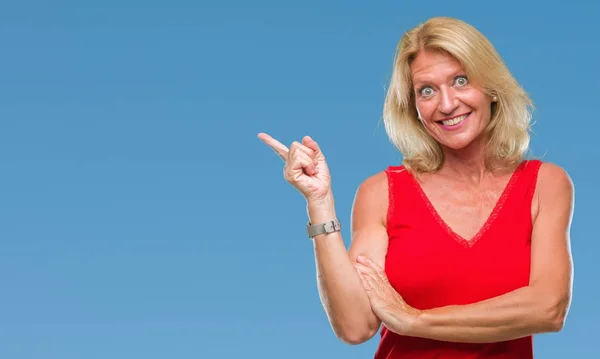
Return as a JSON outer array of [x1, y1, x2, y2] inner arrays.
[[306, 191, 336, 223]]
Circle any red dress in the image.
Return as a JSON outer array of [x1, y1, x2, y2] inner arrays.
[[375, 160, 542, 359]]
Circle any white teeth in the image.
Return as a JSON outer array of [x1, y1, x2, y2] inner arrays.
[[441, 114, 468, 126]]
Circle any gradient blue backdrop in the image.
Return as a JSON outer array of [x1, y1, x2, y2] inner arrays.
[[0, 1, 597, 358]]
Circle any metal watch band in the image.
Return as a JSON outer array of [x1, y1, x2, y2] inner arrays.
[[306, 219, 341, 238]]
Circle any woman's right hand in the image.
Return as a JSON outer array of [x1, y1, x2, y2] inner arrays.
[[258, 133, 332, 204]]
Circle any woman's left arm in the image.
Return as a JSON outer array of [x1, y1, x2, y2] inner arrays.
[[356, 163, 574, 343]]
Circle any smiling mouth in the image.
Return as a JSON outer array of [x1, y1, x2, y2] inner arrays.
[[436, 113, 470, 126]]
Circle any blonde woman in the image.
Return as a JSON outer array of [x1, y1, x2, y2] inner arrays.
[[258, 17, 573, 359]]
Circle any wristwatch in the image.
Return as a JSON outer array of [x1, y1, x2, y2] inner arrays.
[[306, 219, 341, 238]]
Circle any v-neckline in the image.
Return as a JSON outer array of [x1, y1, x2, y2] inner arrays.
[[407, 161, 526, 248]]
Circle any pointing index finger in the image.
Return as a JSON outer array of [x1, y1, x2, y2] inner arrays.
[[257, 132, 289, 161]]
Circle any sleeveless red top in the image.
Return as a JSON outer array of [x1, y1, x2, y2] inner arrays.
[[375, 160, 542, 359]]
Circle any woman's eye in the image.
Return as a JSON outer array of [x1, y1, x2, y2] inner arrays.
[[420, 87, 434, 97], [455, 76, 469, 87]]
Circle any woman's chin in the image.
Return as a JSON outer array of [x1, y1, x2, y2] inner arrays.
[[439, 135, 482, 152]]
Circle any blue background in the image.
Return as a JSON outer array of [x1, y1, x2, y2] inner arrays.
[[0, 1, 597, 358]]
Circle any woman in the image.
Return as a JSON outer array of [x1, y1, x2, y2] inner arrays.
[[258, 17, 574, 358]]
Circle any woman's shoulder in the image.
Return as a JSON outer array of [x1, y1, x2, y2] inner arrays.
[[531, 161, 574, 212], [536, 161, 574, 194], [536, 161, 570, 178], [357, 165, 410, 192], [354, 165, 413, 208], [352, 170, 391, 226], [356, 169, 389, 196]]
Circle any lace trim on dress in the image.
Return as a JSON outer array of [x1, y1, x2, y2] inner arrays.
[[407, 161, 527, 248]]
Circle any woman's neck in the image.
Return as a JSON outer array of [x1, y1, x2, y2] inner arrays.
[[438, 137, 492, 183]]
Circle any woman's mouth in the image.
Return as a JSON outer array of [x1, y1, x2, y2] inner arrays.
[[437, 113, 470, 129]]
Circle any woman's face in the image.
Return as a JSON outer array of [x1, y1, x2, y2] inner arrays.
[[411, 50, 494, 151]]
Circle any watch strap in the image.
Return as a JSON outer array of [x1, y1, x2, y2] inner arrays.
[[306, 219, 341, 238]]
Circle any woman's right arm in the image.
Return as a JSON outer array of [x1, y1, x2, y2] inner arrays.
[[257, 133, 389, 345], [308, 171, 389, 345]]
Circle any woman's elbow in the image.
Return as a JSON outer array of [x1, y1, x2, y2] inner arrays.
[[337, 328, 378, 345], [332, 321, 379, 345], [544, 294, 570, 332], [547, 308, 567, 332]]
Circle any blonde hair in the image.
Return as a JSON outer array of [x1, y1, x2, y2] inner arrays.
[[383, 17, 534, 173]]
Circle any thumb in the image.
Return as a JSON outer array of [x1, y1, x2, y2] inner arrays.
[[302, 135, 323, 157]]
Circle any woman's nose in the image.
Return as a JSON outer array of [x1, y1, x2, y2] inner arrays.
[[438, 87, 459, 115]]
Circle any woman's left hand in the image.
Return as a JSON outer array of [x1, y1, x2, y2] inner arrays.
[[355, 255, 421, 335]]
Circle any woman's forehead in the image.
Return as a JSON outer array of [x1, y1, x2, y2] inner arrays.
[[410, 51, 465, 84]]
